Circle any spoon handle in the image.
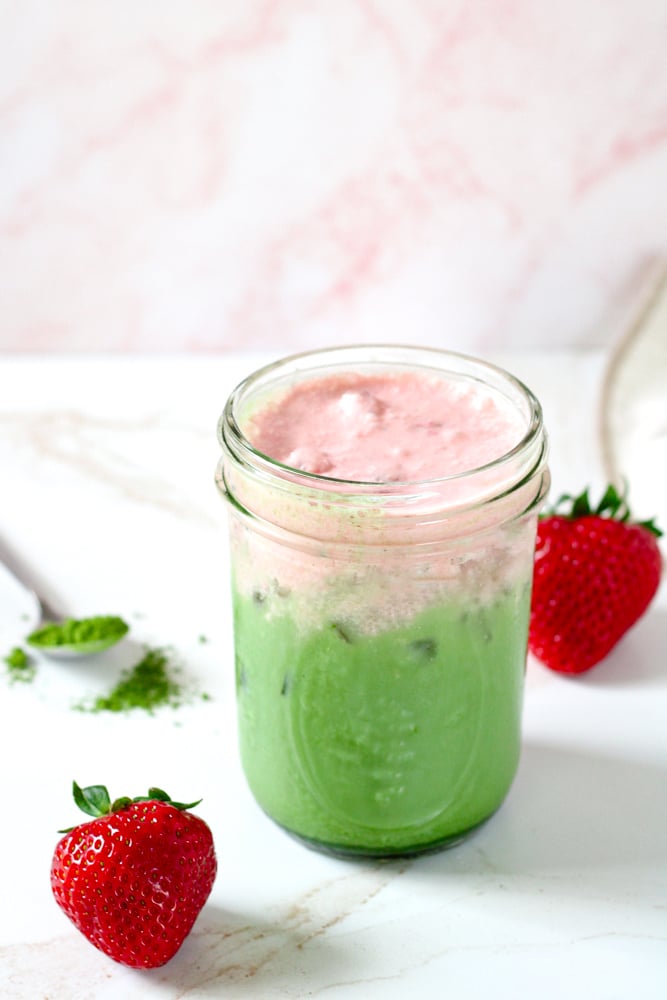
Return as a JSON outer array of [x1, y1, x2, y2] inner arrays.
[[0, 534, 64, 624]]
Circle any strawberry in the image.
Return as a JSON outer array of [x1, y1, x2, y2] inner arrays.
[[51, 782, 217, 968], [529, 485, 663, 674]]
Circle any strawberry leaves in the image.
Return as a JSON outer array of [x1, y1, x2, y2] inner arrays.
[[73, 782, 113, 818], [543, 483, 662, 536], [60, 782, 203, 831]]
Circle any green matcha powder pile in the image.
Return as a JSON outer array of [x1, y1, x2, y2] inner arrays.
[[3, 646, 36, 684], [77, 647, 186, 714]]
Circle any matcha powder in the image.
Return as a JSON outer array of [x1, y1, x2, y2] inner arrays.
[[28, 616, 129, 649], [79, 647, 185, 714], [3, 646, 36, 684]]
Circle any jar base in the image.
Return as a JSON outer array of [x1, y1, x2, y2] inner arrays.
[[273, 814, 492, 860]]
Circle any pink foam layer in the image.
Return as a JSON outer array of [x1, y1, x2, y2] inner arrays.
[[246, 371, 525, 484]]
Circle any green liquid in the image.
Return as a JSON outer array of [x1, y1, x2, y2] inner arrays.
[[233, 583, 530, 856]]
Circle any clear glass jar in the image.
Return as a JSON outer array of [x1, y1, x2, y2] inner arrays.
[[216, 345, 549, 857]]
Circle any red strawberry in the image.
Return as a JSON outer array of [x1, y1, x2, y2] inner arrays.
[[529, 485, 663, 674], [51, 782, 217, 968]]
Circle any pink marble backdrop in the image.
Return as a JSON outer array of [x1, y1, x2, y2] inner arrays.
[[2, 1, 667, 353]]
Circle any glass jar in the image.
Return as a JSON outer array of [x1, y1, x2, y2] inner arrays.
[[216, 345, 549, 857]]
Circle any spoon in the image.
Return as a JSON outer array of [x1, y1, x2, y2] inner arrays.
[[599, 258, 667, 522], [0, 534, 127, 658]]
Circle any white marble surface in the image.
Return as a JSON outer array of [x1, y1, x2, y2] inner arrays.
[[0, 351, 665, 999]]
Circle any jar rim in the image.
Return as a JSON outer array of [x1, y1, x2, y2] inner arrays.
[[219, 343, 545, 494]]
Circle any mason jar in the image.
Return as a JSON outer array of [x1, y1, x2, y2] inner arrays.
[[216, 345, 549, 857]]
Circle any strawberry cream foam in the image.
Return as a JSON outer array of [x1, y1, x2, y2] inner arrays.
[[246, 371, 526, 483]]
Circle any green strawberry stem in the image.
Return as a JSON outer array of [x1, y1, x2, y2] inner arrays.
[[543, 483, 662, 538], [59, 782, 202, 831]]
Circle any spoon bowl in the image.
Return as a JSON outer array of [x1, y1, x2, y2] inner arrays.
[[26, 633, 128, 659], [1, 535, 128, 659]]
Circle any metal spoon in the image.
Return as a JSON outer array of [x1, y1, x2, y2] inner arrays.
[[0, 534, 127, 658], [599, 258, 667, 522]]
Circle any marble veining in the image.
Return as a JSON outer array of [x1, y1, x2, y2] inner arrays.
[[2, 3, 667, 354], [0, 408, 217, 525]]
